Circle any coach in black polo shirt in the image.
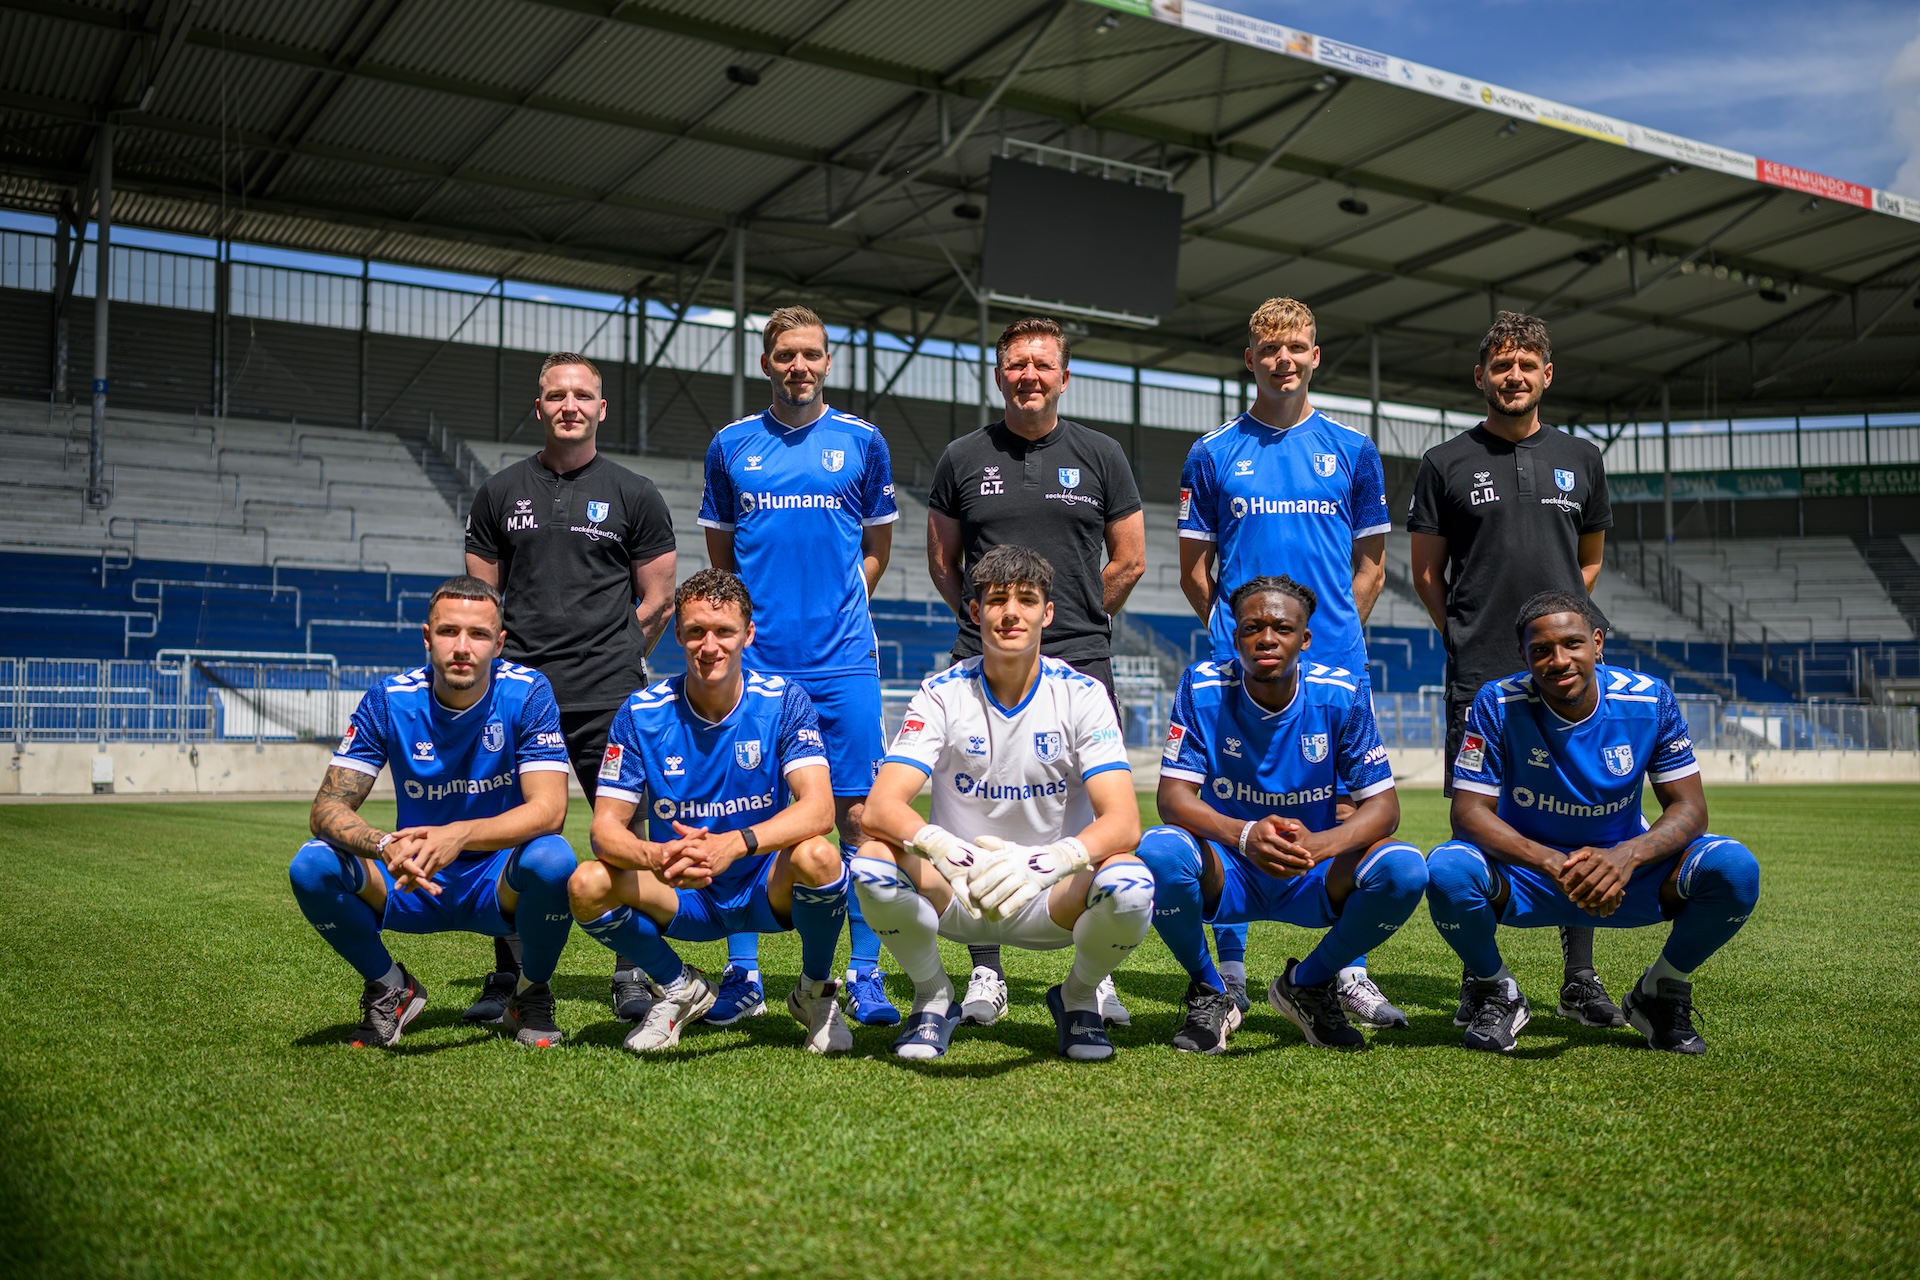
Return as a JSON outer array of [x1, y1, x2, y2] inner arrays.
[[927, 317, 1145, 702], [926, 316, 1145, 1019], [464, 350, 676, 1020], [1407, 311, 1622, 1027]]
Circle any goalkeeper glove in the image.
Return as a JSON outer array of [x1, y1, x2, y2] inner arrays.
[[966, 836, 1091, 918], [909, 824, 986, 919]]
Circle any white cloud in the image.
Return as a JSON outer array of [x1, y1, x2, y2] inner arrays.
[[1888, 19, 1920, 196]]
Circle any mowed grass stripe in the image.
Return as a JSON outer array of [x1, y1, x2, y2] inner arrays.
[[1, 787, 1915, 1278]]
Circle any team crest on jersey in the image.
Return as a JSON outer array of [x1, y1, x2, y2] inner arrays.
[[411, 740, 435, 762], [1457, 732, 1486, 773], [586, 500, 610, 523], [1313, 453, 1338, 477], [337, 724, 356, 754], [1058, 467, 1081, 489], [598, 744, 623, 782], [482, 721, 505, 752], [821, 448, 845, 473], [1555, 469, 1576, 493], [1163, 723, 1186, 763], [735, 740, 763, 770], [1602, 744, 1634, 777], [1033, 731, 1063, 763], [1300, 733, 1329, 764]]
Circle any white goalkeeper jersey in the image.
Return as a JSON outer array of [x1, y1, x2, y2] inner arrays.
[[883, 656, 1131, 846]]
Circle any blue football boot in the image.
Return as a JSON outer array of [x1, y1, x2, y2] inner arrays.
[[845, 966, 902, 1026], [701, 964, 766, 1026]]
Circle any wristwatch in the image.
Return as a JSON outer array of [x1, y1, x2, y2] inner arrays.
[[740, 826, 759, 856]]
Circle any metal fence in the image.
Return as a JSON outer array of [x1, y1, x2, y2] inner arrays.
[[0, 653, 384, 744]]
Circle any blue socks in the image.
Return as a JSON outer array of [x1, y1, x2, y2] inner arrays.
[[1211, 922, 1247, 967], [289, 840, 393, 982], [582, 906, 684, 987], [1424, 840, 1508, 978], [1293, 842, 1427, 987], [724, 844, 881, 974], [726, 932, 760, 971], [1137, 826, 1224, 992], [789, 866, 850, 983], [502, 835, 576, 984], [1662, 835, 1761, 972]]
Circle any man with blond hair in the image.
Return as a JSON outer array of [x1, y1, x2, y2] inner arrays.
[[698, 306, 901, 1028], [1175, 297, 1400, 1028], [925, 315, 1145, 1028], [463, 351, 678, 1023]]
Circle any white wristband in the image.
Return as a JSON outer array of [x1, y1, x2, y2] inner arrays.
[[1237, 820, 1255, 858]]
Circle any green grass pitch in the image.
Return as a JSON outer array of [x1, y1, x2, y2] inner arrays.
[[2, 786, 1917, 1278]]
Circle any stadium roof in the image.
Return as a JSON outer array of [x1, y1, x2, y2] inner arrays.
[[2, 0, 1918, 423]]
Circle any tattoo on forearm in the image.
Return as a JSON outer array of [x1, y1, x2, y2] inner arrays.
[[312, 766, 384, 857], [1630, 804, 1704, 864]]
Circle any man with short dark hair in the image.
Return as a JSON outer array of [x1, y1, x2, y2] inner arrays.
[[288, 575, 577, 1049], [1137, 574, 1424, 1054], [1426, 591, 1760, 1054], [925, 316, 1146, 1026], [464, 352, 677, 1022], [697, 305, 901, 1029], [854, 544, 1150, 1061], [1407, 311, 1622, 1027]]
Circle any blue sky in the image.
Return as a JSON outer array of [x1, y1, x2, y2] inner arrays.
[[1228, 0, 1920, 196]]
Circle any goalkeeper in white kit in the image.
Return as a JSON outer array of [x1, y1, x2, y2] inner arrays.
[[853, 544, 1150, 1061]]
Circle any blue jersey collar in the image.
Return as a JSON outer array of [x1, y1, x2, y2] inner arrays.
[[678, 675, 745, 728]]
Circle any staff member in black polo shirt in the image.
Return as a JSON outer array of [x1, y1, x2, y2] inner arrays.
[[925, 315, 1146, 1026], [462, 351, 677, 1023], [1407, 311, 1623, 1028]]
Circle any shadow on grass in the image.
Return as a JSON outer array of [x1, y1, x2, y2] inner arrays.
[[291, 1007, 495, 1054]]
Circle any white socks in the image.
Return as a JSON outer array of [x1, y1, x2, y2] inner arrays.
[[1218, 959, 1247, 985], [1641, 955, 1689, 996], [852, 857, 953, 1013], [1062, 863, 1155, 1013]]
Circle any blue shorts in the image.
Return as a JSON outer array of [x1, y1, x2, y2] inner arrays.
[[378, 847, 515, 936], [664, 852, 788, 941], [789, 670, 885, 797], [1200, 838, 1338, 930], [1489, 844, 1703, 930]]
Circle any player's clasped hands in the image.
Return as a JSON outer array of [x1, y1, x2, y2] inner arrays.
[[968, 835, 1093, 918], [385, 823, 470, 896], [656, 821, 741, 888], [1556, 845, 1631, 915], [1242, 815, 1317, 879]]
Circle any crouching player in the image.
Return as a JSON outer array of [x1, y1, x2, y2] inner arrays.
[[289, 576, 577, 1048], [566, 569, 854, 1056], [1138, 575, 1425, 1053], [1428, 591, 1760, 1054], [853, 545, 1149, 1061]]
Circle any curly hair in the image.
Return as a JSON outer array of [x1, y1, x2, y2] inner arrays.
[[1477, 311, 1551, 367], [1228, 573, 1317, 621], [675, 568, 754, 625]]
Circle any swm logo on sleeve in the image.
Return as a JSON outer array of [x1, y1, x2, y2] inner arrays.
[[1033, 731, 1063, 763], [586, 500, 610, 523]]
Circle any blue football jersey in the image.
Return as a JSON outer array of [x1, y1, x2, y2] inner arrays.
[[1178, 410, 1391, 670], [1159, 657, 1394, 832], [331, 660, 571, 838], [596, 670, 829, 888], [698, 408, 898, 676], [1452, 664, 1701, 849]]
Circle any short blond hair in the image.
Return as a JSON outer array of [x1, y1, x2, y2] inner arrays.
[[1248, 297, 1317, 347], [763, 305, 827, 355]]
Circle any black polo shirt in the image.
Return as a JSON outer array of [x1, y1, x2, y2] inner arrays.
[[927, 418, 1141, 664], [1406, 423, 1612, 701], [466, 452, 675, 710]]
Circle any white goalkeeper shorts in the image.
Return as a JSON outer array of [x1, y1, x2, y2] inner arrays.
[[936, 888, 1073, 951]]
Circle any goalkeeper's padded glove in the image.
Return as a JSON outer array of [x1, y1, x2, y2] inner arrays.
[[967, 836, 1090, 918], [910, 824, 985, 918]]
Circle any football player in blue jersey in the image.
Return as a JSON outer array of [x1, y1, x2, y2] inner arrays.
[[1176, 296, 1402, 1030], [288, 576, 578, 1049], [1427, 591, 1761, 1054], [1136, 575, 1427, 1054], [566, 569, 855, 1055], [697, 305, 900, 1029]]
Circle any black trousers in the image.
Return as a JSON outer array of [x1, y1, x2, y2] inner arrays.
[[558, 704, 620, 806], [1442, 696, 1472, 799]]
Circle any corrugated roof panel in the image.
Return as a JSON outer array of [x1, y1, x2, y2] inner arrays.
[[369, 0, 598, 90], [0, 10, 128, 103]]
